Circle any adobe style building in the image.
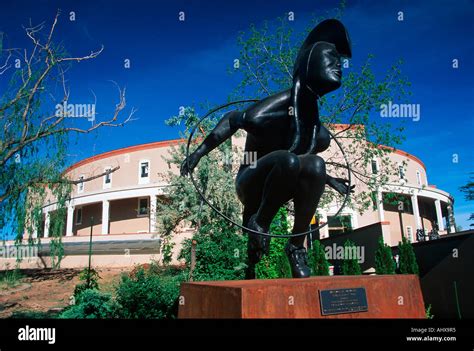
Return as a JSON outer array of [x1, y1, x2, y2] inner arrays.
[[3, 125, 457, 269]]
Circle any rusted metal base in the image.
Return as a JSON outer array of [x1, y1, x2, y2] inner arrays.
[[178, 275, 425, 318]]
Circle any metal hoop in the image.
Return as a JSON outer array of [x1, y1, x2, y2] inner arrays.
[[186, 99, 352, 238]]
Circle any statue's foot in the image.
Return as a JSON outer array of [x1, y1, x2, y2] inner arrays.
[[285, 242, 311, 278], [247, 214, 271, 264]]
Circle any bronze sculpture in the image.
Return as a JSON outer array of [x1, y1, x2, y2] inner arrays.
[[181, 19, 354, 279]]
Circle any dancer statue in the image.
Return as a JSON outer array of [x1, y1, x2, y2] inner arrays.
[[181, 19, 353, 278]]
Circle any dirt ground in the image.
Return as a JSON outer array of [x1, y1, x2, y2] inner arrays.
[[0, 267, 129, 318]]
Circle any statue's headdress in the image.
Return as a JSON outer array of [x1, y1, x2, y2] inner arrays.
[[289, 19, 352, 154], [293, 19, 352, 78]]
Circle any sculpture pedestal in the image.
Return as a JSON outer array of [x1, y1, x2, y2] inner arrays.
[[178, 275, 425, 318]]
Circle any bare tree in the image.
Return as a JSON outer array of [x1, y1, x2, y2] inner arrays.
[[0, 10, 135, 244]]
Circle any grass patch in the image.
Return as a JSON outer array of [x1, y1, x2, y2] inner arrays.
[[0, 268, 24, 290]]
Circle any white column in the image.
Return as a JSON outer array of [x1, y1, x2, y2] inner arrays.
[[447, 204, 456, 233], [66, 205, 75, 237], [411, 194, 422, 230], [44, 212, 50, 238], [434, 199, 444, 231], [32, 227, 38, 239], [320, 210, 329, 239], [101, 200, 110, 235], [30, 211, 38, 239], [350, 211, 359, 229], [149, 195, 157, 233], [376, 189, 385, 222]]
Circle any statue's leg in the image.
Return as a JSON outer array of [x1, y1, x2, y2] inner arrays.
[[242, 206, 259, 279], [236, 150, 300, 278], [285, 154, 326, 278], [291, 154, 327, 245], [236, 150, 300, 230], [237, 150, 300, 230]]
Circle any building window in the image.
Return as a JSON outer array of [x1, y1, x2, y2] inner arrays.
[[78, 175, 84, 194], [398, 165, 405, 180], [75, 208, 83, 225], [139, 160, 150, 184], [406, 226, 413, 243], [371, 159, 378, 174], [140, 162, 149, 178], [137, 197, 149, 217], [416, 170, 422, 186], [103, 167, 112, 189], [327, 215, 353, 236]]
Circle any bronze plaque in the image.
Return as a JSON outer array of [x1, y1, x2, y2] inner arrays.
[[319, 287, 368, 315]]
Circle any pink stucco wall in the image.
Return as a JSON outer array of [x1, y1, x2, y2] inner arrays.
[[29, 124, 452, 268]]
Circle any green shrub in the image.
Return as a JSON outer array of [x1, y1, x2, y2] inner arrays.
[[341, 239, 362, 275], [398, 235, 419, 274], [179, 221, 247, 281], [114, 268, 185, 319], [374, 236, 396, 274], [73, 268, 100, 297], [146, 261, 185, 277], [308, 240, 329, 276], [256, 207, 292, 279], [59, 289, 117, 319], [426, 304, 434, 319]]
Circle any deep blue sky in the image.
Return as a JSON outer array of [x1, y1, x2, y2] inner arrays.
[[1, 0, 473, 228]]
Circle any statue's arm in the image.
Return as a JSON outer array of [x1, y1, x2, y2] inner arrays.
[[180, 111, 242, 176], [288, 76, 321, 154], [288, 77, 301, 152]]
